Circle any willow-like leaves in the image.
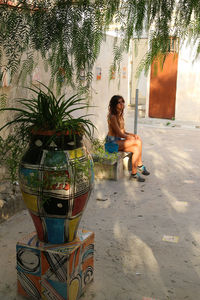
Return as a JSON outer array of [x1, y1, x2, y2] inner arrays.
[[1, 0, 200, 90]]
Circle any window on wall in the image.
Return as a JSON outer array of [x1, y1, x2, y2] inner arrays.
[[0, 69, 3, 88], [168, 37, 179, 53], [0, 68, 11, 87]]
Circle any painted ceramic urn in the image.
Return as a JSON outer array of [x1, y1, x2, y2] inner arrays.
[[19, 131, 94, 244]]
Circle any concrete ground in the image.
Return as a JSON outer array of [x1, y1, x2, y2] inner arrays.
[[0, 114, 200, 300]]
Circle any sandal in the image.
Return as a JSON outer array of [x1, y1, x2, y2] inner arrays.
[[137, 165, 150, 176], [130, 172, 145, 182]]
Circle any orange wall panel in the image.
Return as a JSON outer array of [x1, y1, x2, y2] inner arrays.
[[149, 53, 178, 119]]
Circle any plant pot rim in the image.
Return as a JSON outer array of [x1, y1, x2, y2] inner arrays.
[[31, 129, 81, 136]]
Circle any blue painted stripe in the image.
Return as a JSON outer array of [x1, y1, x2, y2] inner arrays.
[[45, 218, 65, 244], [28, 235, 36, 246]]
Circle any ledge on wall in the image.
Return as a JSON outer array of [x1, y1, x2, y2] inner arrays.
[[127, 104, 146, 118]]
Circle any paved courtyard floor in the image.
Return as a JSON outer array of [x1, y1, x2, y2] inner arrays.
[[0, 117, 200, 300]]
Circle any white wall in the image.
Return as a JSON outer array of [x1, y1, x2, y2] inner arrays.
[[89, 34, 129, 140], [0, 34, 129, 141], [175, 40, 200, 123], [130, 39, 148, 106]]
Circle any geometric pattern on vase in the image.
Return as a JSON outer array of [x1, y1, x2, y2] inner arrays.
[[17, 229, 94, 300], [19, 139, 94, 244], [29, 212, 82, 244]]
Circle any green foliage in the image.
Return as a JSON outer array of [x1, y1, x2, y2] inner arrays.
[[0, 131, 27, 183], [0, 82, 96, 140], [73, 156, 93, 181], [91, 137, 118, 164], [91, 137, 105, 153], [0, 93, 7, 109], [0, 81, 95, 192], [1, 0, 200, 89], [0, 0, 117, 92]]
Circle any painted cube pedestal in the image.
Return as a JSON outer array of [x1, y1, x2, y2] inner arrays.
[[16, 229, 94, 300]]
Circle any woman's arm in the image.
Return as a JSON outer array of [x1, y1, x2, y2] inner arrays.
[[109, 115, 128, 138], [124, 131, 140, 139]]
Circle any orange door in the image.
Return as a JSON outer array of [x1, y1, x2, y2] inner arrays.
[[149, 52, 178, 119]]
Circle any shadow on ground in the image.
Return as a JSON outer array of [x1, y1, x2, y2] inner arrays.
[[0, 126, 200, 300]]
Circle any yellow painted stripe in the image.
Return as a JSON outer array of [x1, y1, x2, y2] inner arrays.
[[41, 289, 46, 300], [68, 148, 84, 159], [21, 191, 39, 212], [68, 216, 81, 242], [69, 278, 79, 300]]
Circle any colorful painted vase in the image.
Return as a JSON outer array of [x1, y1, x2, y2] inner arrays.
[[19, 131, 94, 244]]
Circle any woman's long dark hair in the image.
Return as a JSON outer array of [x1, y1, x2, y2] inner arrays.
[[108, 95, 125, 116]]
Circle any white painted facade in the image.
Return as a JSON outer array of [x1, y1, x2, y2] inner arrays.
[[88, 33, 129, 139], [175, 40, 200, 123], [0, 33, 129, 140], [1, 34, 200, 142], [130, 38, 148, 106]]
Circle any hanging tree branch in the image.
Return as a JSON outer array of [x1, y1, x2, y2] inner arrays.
[[1, 0, 200, 92]]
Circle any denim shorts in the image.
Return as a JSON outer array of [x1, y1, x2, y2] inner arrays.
[[105, 136, 124, 153], [105, 136, 124, 143]]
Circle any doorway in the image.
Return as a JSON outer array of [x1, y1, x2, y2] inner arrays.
[[149, 37, 179, 119]]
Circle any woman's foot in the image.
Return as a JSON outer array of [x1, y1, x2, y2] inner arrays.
[[130, 172, 145, 182], [137, 165, 150, 176]]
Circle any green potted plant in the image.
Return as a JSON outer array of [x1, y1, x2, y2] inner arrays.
[[0, 83, 95, 244]]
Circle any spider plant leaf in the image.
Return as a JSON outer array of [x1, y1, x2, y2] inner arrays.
[[17, 101, 38, 112], [61, 97, 85, 110], [0, 117, 27, 131], [34, 82, 56, 98], [0, 107, 31, 114], [0, 82, 96, 140], [65, 106, 90, 116], [62, 100, 89, 113]]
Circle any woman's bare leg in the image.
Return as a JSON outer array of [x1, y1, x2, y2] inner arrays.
[[117, 140, 142, 174], [134, 139, 143, 166]]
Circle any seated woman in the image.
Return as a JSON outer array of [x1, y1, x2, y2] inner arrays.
[[106, 95, 150, 182]]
